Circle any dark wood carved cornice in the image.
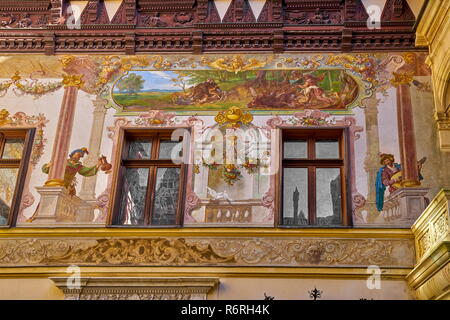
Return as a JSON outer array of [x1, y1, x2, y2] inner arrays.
[[0, 0, 425, 54]]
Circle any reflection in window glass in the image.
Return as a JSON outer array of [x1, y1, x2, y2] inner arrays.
[[158, 141, 181, 159], [2, 139, 24, 159], [118, 168, 149, 225], [0, 168, 19, 225], [315, 140, 339, 159], [128, 140, 152, 159], [283, 140, 307, 159], [316, 168, 341, 225], [283, 168, 308, 225], [152, 168, 180, 225]]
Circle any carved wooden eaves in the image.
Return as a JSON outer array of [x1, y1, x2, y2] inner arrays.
[[0, 0, 423, 54]]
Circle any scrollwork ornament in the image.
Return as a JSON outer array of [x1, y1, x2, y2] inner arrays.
[[0, 237, 413, 267]]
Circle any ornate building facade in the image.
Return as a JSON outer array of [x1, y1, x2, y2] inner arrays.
[[0, 0, 448, 300]]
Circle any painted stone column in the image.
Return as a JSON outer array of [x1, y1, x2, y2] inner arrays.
[[363, 98, 381, 222], [396, 83, 421, 187], [79, 96, 107, 201], [45, 75, 84, 186], [33, 75, 91, 225], [369, 82, 430, 227]]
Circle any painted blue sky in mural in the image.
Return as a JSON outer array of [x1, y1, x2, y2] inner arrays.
[[114, 71, 183, 92]]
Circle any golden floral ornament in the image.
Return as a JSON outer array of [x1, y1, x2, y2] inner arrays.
[[60, 55, 76, 68], [0, 72, 63, 98], [215, 106, 253, 129], [0, 109, 10, 125], [150, 55, 173, 70], [62, 74, 84, 88], [390, 71, 415, 86], [403, 53, 416, 65], [10, 71, 21, 82], [201, 55, 273, 74], [325, 54, 379, 89]]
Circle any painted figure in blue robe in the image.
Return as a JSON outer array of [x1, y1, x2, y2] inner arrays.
[[376, 153, 425, 212]]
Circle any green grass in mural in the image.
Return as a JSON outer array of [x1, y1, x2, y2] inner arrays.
[[112, 69, 358, 111], [113, 92, 251, 110], [114, 92, 174, 107]]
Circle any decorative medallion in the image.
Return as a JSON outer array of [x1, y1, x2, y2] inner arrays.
[[214, 106, 253, 129]]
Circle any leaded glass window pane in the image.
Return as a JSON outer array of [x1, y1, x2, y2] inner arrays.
[[158, 141, 181, 159], [315, 140, 339, 159], [283, 168, 308, 226], [283, 140, 307, 159], [128, 140, 152, 159], [118, 168, 149, 225], [316, 168, 341, 225], [151, 168, 180, 225]]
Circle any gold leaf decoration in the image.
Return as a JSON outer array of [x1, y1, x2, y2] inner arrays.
[[390, 71, 415, 86], [0, 109, 10, 125], [215, 106, 253, 129], [62, 74, 85, 88], [201, 55, 273, 74]]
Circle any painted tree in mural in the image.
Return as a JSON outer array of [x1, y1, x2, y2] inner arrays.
[[116, 73, 144, 94], [113, 69, 359, 111]]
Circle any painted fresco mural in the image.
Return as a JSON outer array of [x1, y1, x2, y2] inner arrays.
[[112, 69, 359, 111], [0, 52, 447, 228], [102, 54, 374, 114]]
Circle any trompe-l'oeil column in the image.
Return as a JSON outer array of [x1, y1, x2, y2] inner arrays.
[[45, 75, 84, 186], [382, 80, 430, 227], [396, 83, 421, 187], [32, 75, 85, 225], [79, 96, 107, 201]]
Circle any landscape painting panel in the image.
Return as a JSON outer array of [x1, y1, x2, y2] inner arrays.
[[113, 69, 359, 111]]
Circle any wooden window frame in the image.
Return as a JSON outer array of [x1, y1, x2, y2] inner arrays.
[[0, 128, 35, 227], [277, 128, 351, 227], [110, 128, 188, 227]]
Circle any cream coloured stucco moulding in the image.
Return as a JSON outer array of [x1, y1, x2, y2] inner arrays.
[[407, 189, 450, 300], [49, 277, 219, 300], [415, 0, 450, 115], [410, 188, 450, 262], [0, 236, 414, 268]]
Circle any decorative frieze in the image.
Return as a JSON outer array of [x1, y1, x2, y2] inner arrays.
[[0, 236, 414, 267]]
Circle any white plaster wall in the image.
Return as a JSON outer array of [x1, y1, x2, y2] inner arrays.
[[214, 277, 414, 300]]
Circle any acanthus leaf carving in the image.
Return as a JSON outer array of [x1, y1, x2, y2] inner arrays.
[[0, 237, 414, 267]]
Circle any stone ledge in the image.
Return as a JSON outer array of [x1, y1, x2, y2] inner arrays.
[[50, 277, 219, 300]]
